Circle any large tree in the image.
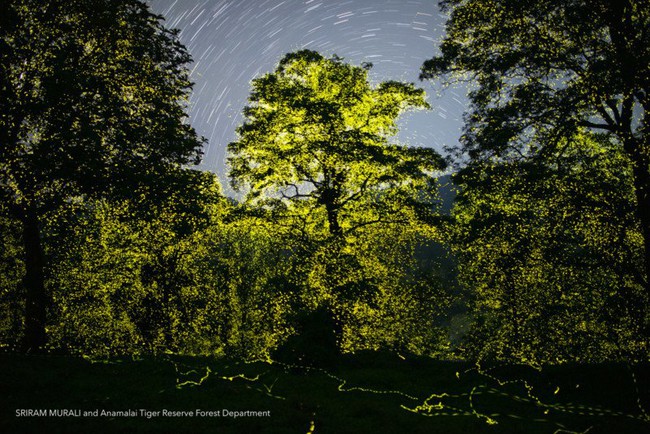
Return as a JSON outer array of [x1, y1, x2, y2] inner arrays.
[[421, 0, 650, 299], [0, 0, 204, 351], [228, 50, 447, 355]]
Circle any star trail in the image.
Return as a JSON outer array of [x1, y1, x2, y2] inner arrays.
[[147, 0, 467, 189]]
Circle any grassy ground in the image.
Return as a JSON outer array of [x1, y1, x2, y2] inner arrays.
[[1, 352, 648, 433]]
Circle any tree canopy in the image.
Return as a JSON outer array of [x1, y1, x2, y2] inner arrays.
[[0, 0, 205, 350], [229, 50, 445, 241]]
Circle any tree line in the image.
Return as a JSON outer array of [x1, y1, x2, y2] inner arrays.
[[1, 0, 647, 364]]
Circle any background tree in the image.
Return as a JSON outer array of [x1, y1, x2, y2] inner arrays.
[[420, 0, 650, 303], [450, 132, 646, 363], [47, 170, 226, 356], [175, 208, 296, 359], [0, 0, 204, 351]]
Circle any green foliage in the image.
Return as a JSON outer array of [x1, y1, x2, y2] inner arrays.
[[421, 0, 650, 319], [48, 200, 152, 355], [334, 223, 452, 356], [44, 171, 226, 356], [1, 0, 203, 206], [39, 170, 298, 359], [422, 0, 650, 362], [176, 211, 296, 359], [6, 0, 643, 369], [450, 132, 647, 363], [421, 0, 648, 158]]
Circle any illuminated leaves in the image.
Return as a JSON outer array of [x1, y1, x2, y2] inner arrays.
[[421, 0, 649, 192], [422, 0, 650, 362], [228, 50, 444, 239]]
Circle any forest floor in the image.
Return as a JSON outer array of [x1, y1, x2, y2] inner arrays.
[[1, 351, 649, 433]]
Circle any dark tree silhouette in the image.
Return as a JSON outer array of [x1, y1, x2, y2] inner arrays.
[[421, 0, 650, 321], [0, 0, 204, 351]]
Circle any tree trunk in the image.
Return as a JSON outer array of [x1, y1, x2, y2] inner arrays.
[[626, 136, 650, 337], [320, 169, 344, 238], [606, 0, 649, 304], [634, 176, 650, 291], [21, 208, 48, 353], [325, 201, 342, 238]]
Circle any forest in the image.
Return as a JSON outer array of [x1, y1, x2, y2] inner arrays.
[[1, 0, 649, 433]]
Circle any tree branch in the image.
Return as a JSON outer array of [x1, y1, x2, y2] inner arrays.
[[338, 174, 373, 208], [578, 120, 617, 132]]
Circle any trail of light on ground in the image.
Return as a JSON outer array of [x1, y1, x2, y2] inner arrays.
[[158, 355, 650, 433]]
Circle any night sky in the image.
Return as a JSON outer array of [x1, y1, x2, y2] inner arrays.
[[147, 0, 467, 190]]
